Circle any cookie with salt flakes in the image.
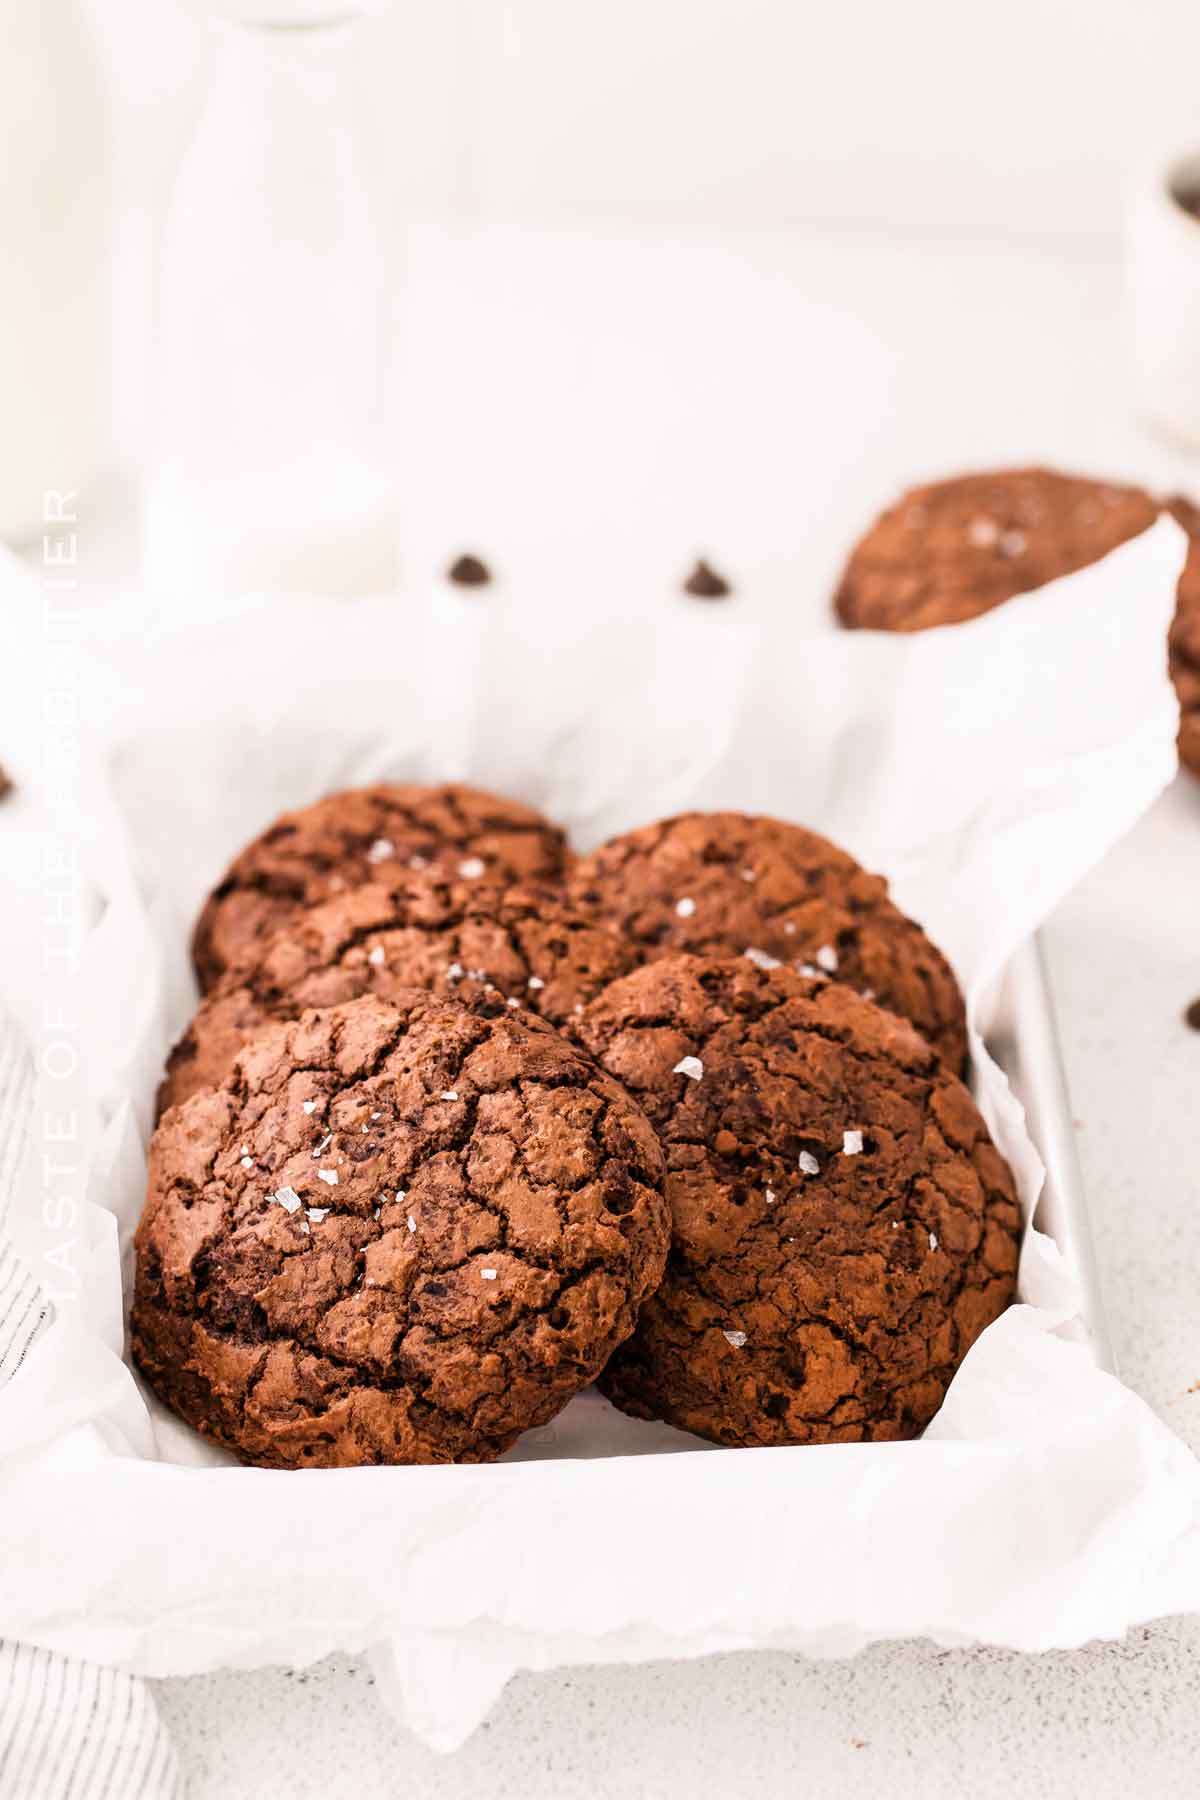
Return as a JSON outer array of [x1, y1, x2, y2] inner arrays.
[[191, 782, 570, 993], [567, 810, 966, 1071], [576, 954, 1020, 1449], [832, 466, 1158, 633], [134, 992, 669, 1469], [161, 872, 637, 1117]]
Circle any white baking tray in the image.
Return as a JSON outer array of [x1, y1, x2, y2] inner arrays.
[[983, 935, 1115, 1374]]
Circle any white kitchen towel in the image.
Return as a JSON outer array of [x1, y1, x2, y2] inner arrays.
[[0, 1007, 180, 1800]]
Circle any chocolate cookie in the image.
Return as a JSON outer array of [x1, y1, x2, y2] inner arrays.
[[576, 955, 1020, 1447], [1168, 496, 1200, 779], [834, 467, 1158, 633], [566, 812, 967, 1071], [161, 874, 639, 1116], [133, 992, 669, 1468], [191, 783, 570, 992]]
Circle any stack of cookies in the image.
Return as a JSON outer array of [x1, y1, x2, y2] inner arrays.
[[134, 782, 1020, 1468]]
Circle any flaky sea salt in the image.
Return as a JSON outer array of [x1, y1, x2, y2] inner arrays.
[[480, 1268, 497, 1281], [722, 1329, 747, 1349], [842, 1130, 864, 1156], [527, 975, 545, 991], [744, 946, 781, 971], [675, 896, 696, 918], [367, 837, 395, 864], [317, 1169, 338, 1186], [302, 1100, 318, 1115], [367, 945, 386, 967], [929, 1231, 939, 1251], [407, 1215, 416, 1233], [798, 1150, 820, 1176], [271, 1186, 302, 1214], [741, 869, 756, 883], [458, 857, 486, 880], [673, 1055, 704, 1081], [441, 1090, 459, 1102], [307, 1207, 329, 1223], [446, 962, 464, 981], [765, 1188, 776, 1204], [240, 1155, 253, 1170], [815, 944, 839, 974]]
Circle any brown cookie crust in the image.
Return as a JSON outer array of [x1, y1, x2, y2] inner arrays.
[[834, 467, 1158, 633], [191, 783, 570, 993], [1168, 497, 1200, 779], [566, 812, 967, 1072], [576, 955, 1020, 1448], [133, 993, 669, 1468], [161, 875, 639, 1117]]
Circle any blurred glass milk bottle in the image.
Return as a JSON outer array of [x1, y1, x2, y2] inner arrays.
[[144, 7, 398, 596], [0, 0, 111, 544]]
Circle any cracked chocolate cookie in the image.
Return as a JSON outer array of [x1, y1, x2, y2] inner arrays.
[[833, 467, 1158, 633], [191, 783, 570, 993], [1168, 496, 1200, 780], [566, 812, 967, 1071], [160, 873, 639, 1117], [576, 954, 1020, 1448], [133, 992, 670, 1468]]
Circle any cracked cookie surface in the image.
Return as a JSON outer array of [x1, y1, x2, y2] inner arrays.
[[567, 811, 966, 1071], [133, 992, 669, 1468], [833, 467, 1157, 633], [576, 954, 1020, 1448], [191, 783, 570, 992], [162, 874, 638, 1116]]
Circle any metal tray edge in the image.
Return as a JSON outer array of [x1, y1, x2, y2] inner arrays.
[[984, 934, 1116, 1375]]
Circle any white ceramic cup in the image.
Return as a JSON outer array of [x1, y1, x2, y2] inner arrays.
[[1128, 145, 1200, 448]]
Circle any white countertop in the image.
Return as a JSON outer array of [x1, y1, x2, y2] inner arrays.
[[76, 227, 1200, 1796]]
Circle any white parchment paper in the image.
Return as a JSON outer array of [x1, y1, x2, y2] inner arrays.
[[1, 519, 1198, 1751]]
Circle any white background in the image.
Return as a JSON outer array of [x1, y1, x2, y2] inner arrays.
[[86, 0, 1200, 241], [80, 0, 1200, 465]]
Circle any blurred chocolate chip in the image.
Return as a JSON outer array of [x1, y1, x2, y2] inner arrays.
[[447, 554, 492, 588], [1185, 997, 1200, 1032], [683, 558, 732, 599], [0, 764, 12, 802]]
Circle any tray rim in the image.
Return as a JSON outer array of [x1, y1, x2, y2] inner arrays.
[[984, 933, 1115, 1375]]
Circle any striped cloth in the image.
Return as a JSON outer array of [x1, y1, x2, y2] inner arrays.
[[0, 1008, 181, 1800]]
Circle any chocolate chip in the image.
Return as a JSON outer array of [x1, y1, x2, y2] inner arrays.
[[683, 558, 732, 599], [1184, 997, 1200, 1032], [447, 554, 491, 588], [0, 764, 12, 802]]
